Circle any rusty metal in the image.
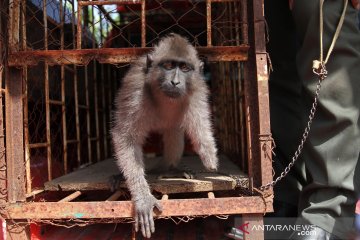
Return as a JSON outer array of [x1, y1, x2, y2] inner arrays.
[[77, 3, 82, 49], [6, 0, 25, 204], [100, 65, 108, 158], [5, 67, 26, 203], [99, 13, 108, 159], [42, 0, 53, 181], [23, 67, 31, 194], [4, 196, 272, 219], [78, 0, 141, 6], [25, 190, 44, 199], [60, 0, 68, 174], [8, 0, 20, 52], [48, 99, 63, 105], [206, 0, 212, 46], [29, 143, 49, 148], [20, 0, 32, 195], [91, 6, 101, 163], [0, 9, 6, 205], [8, 46, 249, 66], [244, 0, 272, 191], [84, 66, 92, 164], [141, 0, 146, 47], [72, 0, 81, 167], [58, 191, 82, 202], [240, 0, 248, 44], [106, 191, 124, 201]]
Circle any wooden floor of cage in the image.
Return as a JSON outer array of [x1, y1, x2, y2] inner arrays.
[[44, 155, 249, 194]]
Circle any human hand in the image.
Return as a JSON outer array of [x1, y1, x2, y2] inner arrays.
[[289, 0, 294, 10], [289, 0, 360, 10], [352, 0, 360, 9]]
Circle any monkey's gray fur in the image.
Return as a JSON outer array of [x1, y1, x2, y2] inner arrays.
[[110, 34, 218, 238]]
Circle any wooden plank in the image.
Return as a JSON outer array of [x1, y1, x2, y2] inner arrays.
[[44, 155, 249, 194], [4, 196, 272, 219]]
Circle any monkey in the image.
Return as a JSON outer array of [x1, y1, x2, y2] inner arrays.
[[110, 34, 218, 238]]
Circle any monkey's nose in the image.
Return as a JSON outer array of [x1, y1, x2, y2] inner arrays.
[[171, 80, 180, 86]]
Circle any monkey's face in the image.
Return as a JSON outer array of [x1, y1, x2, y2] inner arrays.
[[156, 60, 194, 99]]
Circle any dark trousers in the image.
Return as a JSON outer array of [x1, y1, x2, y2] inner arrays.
[[266, 0, 360, 238]]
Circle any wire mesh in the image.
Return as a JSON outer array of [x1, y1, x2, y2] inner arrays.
[[11, 0, 248, 50]]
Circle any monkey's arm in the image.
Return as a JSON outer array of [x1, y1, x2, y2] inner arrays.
[[111, 132, 162, 238], [184, 95, 218, 171]]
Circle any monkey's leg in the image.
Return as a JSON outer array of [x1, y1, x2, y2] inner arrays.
[[108, 173, 125, 192], [112, 137, 162, 238], [153, 129, 193, 179], [163, 128, 184, 169]]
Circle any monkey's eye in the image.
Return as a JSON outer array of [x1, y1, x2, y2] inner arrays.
[[161, 61, 176, 70], [179, 62, 193, 72]]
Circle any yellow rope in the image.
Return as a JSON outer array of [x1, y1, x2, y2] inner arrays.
[[318, 0, 348, 66]]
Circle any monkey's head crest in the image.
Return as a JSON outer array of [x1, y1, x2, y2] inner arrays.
[[147, 34, 202, 70]]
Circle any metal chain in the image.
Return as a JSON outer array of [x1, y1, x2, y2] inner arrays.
[[260, 65, 327, 191], [259, 0, 348, 191]]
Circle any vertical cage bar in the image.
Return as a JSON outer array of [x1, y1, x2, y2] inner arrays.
[[240, 0, 248, 44], [43, 0, 52, 180], [141, 0, 146, 47], [106, 65, 112, 155], [5, 68, 25, 202], [100, 64, 108, 158], [21, 0, 31, 193], [6, 0, 25, 202], [77, 3, 82, 49], [233, 2, 241, 45], [206, 0, 212, 46], [60, 0, 68, 173], [71, 0, 81, 166], [8, 0, 20, 51], [92, 6, 100, 162], [84, 66, 92, 164], [245, 0, 272, 188], [100, 12, 108, 159], [0, 0, 6, 204]]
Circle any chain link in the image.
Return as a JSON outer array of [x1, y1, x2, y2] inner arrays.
[[260, 65, 327, 191]]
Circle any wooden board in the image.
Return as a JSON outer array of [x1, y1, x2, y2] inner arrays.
[[44, 155, 249, 194]]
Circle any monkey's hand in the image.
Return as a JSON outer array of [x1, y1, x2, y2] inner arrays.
[[201, 151, 219, 173], [134, 193, 163, 238]]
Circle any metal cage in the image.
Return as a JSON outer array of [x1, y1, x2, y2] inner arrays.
[[0, 0, 272, 239]]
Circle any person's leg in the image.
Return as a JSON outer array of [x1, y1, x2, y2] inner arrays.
[[292, 0, 360, 238], [265, 0, 306, 217]]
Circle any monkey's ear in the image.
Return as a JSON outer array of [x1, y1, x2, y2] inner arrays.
[[199, 55, 207, 74], [145, 54, 153, 73], [199, 61, 205, 74]]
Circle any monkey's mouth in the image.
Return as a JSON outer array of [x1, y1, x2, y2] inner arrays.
[[160, 85, 184, 98], [163, 89, 182, 98]]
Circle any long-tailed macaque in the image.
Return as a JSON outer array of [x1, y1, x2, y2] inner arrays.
[[111, 34, 218, 238]]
